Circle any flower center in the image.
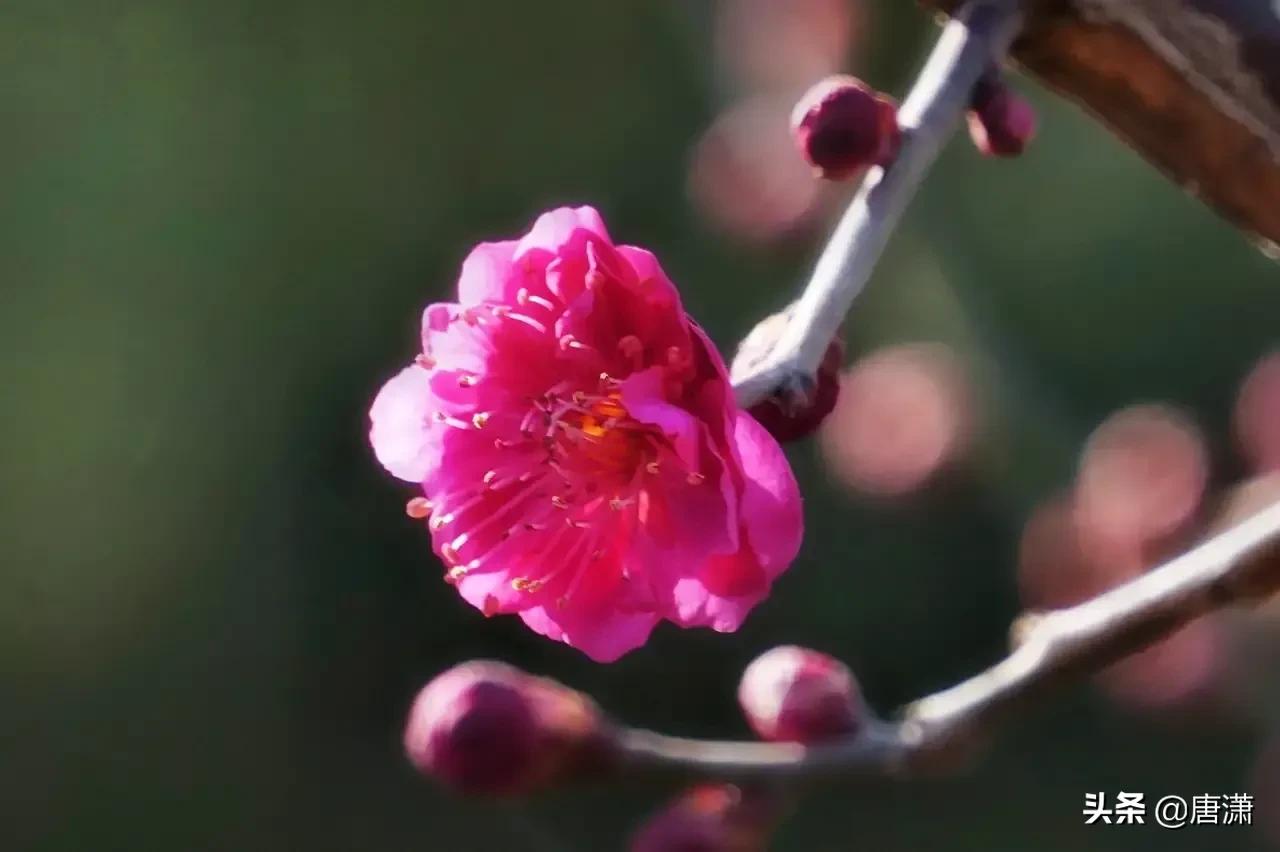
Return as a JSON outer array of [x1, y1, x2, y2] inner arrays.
[[546, 388, 654, 484]]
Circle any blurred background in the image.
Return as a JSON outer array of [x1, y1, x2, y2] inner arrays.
[[3, 1, 1278, 849]]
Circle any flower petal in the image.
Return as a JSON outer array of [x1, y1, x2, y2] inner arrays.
[[668, 539, 771, 632], [621, 367, 700, 466], [519, 603, 660, 663], [515, 206, 612, 258], [647, 413, 801, 632], [731, 410, 804, 573], [369, 365, 443, 482], [456, 241, 518, 306]]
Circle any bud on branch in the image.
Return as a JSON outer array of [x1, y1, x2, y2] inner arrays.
[[403, 660, 615, 795], [731, 0, 1024, 410]]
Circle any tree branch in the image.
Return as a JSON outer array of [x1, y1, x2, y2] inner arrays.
[[629, 0, 1280, 788], [731, 0, 1023, 409], [614, 497, 1280, 783], [923, 0, 1280, 253]]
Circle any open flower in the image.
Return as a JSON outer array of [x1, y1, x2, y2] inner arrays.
[[370, 207, 802, 661]]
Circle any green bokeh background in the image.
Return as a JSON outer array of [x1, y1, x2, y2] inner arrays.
[[3, 2, 1277, 849]]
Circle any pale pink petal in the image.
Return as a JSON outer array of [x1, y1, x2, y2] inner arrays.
[[669, 540, 771, 632], [456, 241, 517, 306], [570, 206, 611, 241], [369, 365, 442, 482], [455, 567, 523, 615], [617, 245, 684, 309], [421, 302, 454, 338], [515, 206, 612, 258], [423, 311, 491, 376], [617, 245, 664, 284]]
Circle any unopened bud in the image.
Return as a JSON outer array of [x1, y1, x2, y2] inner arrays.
[[403, 660, 613, 795], [630, 785, 775, 852], [791, 75, 900, 180], [966, 72, 1037, 157], [737, 645, 863, 743], [751, 337, 843, 443], [732, 306, 844, 443]]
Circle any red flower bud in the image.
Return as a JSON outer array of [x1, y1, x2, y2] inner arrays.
[[733, 306, 844, 443], [403, 660, 613, 795], [630, 785, 775, 852], [749, 336, 844, 443], [737, 646, 863, 743], [966, 73, 1037, 157], [791, 74, 900, 180]]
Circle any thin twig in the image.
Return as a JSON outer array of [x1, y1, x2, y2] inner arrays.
[[615, 498, 1280, 782], [731, 0, 1023, 409]]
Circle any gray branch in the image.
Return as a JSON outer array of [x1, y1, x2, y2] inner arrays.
[[616, 498, 1280, 782], [731, 0, 1023, 409]]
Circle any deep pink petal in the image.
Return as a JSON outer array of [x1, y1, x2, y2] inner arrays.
[[731, 411, 804, 574], [646, 413, 800, 632], [620, 368, 700, 466], [420, 412, 539, 498], [684, 323, 738, 433], [519, 603, 660, 663], [422, 302, 454, 338], [422, 301, 562, 404], [638, 446, 738, 559], [616, 245, 686, 318], [620, 372, 742, 567]]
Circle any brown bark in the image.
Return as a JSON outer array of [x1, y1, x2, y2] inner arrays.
[[925, 0, 1280, 253]]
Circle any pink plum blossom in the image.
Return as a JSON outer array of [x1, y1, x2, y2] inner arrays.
[[370, 206, 803, 661]]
